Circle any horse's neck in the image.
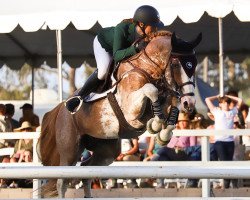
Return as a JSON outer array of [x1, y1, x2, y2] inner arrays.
[[117, 34, 171, 81]]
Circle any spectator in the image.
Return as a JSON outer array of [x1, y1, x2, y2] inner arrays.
[[152, 112, 200, 188], [116, 138, 140, 162], [11, 121, 34, 163], [227, 90, 248, 127], [232, 116, 245, 188], [206, 112, 218, 161], [0, 104, 12, 149], [115, 138, 140, 188], [0, 156, 18, 188], [5, 103, 20, 148], [5, 103, 19, 130], [142, 135, 164, 188], [205, 94, 242, 188], [138, 132, 151, 160], [19, 103, 40, 128], [144, 135, 163, 161]]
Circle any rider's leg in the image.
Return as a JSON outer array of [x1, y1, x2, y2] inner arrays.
[[65, 37, 112, 113]]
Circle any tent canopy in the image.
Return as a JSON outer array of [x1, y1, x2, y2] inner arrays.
[[1, 0, 250, 32], [1, 0, 250, 69]]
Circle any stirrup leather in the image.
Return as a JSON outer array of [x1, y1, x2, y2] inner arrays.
[[64, 96, 83, 115]]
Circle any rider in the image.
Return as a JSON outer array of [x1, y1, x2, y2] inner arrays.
[[65, 5, 164, 114]]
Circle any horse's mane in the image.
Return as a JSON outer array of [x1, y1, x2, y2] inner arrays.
[[147, 30, 172, 41]]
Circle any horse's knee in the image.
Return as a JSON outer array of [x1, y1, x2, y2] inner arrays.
[[142, 83, 158, 102]]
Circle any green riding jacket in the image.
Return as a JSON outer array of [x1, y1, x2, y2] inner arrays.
[[97, 21, 139, 63]]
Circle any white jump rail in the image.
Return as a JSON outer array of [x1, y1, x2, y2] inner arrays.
[[1, 163, 250, 179], [14, 198, 250, 200], [1, 129, 250, 199]]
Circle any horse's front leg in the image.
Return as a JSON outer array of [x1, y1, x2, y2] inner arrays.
[[125, 83, 158, 120], [124, 83, 163, 131], [129, 83, 176, 144]]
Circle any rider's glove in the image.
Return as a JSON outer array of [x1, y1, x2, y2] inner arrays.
[[135, 40, 148, 52]]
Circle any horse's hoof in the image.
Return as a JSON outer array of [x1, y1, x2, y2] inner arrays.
[[146, 117, 164, 134], [151, 117, 164, 132]]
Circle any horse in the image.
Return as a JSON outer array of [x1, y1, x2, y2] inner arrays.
[[38, 30, 202, 198]]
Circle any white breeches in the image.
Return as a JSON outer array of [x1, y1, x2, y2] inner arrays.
[[93, 36, 112, 80]]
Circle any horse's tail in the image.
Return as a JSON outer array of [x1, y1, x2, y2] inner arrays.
[[39, 102, 64, 166], [38, 102, 64, 197]]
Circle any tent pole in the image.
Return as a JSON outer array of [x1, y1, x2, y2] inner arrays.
[[56, 30, 63, 102], [218, 18, 224, 96], [203, 56, 208, 83]]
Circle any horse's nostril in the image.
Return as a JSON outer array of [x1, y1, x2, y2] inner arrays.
[[184, 101, 188, 108]]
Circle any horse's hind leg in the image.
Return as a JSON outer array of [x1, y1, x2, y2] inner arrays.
[[82, 179, 92, 198], [56, 127, 83, 197], [82, 138, 120, 195], [57, 179, 68, 198]]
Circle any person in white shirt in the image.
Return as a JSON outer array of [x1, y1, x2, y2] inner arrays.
[[205, 94, 242, 188]]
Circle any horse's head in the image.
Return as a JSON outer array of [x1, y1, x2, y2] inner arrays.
[[169, 32, 202, 113], [144, 31, 201, 113]]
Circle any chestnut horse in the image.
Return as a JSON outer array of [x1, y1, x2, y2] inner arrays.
[[38, 31, 201, 198]]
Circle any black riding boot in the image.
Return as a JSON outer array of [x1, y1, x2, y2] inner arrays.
[[65, 70, 103, 114]]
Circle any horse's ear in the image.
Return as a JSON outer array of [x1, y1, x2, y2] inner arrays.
[[191, 32, 202, 48]]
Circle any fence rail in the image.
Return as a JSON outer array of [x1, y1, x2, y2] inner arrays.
[[0, 129, 250, 199], [1, 164, 250, 179]]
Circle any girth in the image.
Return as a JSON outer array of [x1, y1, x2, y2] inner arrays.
[[107, 92, 146, 139]]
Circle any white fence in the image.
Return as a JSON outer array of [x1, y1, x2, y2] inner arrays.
[[0, 129, 250, 199]]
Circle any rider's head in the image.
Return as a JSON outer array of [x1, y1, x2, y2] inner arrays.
[[133, 5, 164, 35]]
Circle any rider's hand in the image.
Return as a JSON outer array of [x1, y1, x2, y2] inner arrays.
[[135, 40, 148, 52]]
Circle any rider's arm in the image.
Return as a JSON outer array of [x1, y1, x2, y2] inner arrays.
[[113, 23, 137, 62]]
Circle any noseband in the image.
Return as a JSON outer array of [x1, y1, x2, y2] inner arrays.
[[169, 52, 196, 98]]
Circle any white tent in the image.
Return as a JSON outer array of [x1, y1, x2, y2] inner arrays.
[[1, 0, 250, 101], [1, 0, 250, 32]]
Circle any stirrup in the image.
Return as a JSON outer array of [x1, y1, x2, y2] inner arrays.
[[64, 96, 83, 115]]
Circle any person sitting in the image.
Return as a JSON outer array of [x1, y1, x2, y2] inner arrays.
[[144, 135, 163, 161], [11, 121, 34, 163], [115, 138, 140, 188], [138, 132, 151, 160], [65, 5, 164, 114], [19, 103, 40, 128], [117, 138, 140, 162], [5, 103, 20, 148], [5, 103, 19, 130], [0, 104, 12, 149]]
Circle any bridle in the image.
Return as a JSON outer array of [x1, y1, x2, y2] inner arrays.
[[124, 35, 196, 99], [168, 52, 196, 98]]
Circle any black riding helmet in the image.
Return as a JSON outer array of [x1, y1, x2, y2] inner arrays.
[[133, 5, 164, 28]]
